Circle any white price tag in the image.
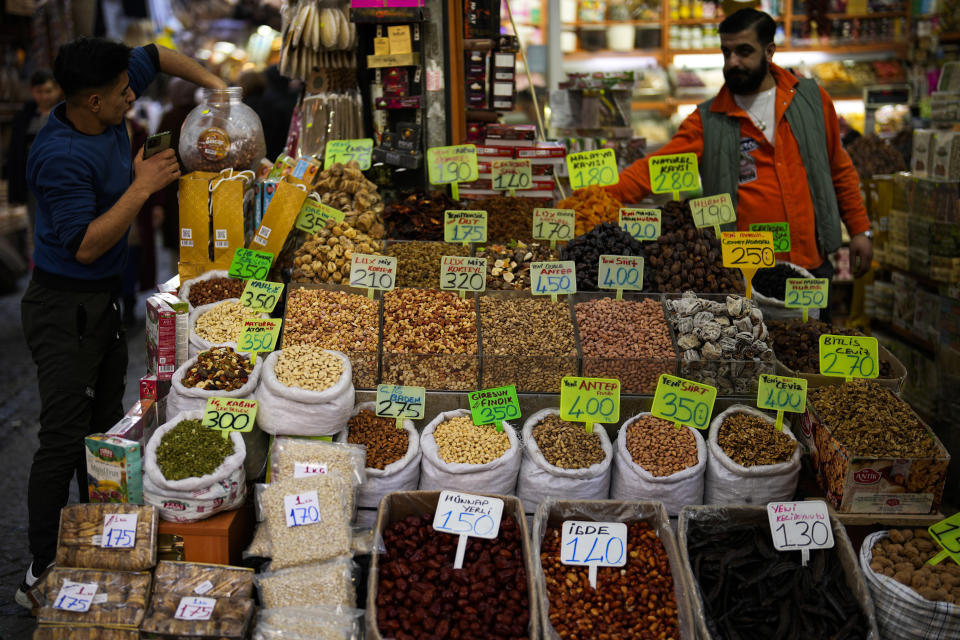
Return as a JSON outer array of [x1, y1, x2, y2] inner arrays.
[[175, 596, 217, 621], [560, 521, 627, 588], [284, 491, 322, 527], [433, 491, 505, 569], [193, 580, 214, 595], [767, 500, 834, 565], [101, 513, 138, 549], [293, 462, 328, 478], [53, 580, 98, 613]]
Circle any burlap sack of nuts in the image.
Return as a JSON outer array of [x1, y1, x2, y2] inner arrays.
[[751, 260, 821, 322], [419, 409, 521, 495], [611, 412, 707, 516], [705, 405, 801, 505], [517, 409, 613, 514], [187, 298, 270, 358], [255, 348, 354, 436]]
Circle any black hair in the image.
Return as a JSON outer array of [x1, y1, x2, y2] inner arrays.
[[30, 69, 55, 87], [718, 8, 777, 47], [54, 37, 132, 98]]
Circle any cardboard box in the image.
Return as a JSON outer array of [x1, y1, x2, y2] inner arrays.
[[532, 500, 696, 639], [146, 293, 188, 380], [85, 434, 143, 504], [932, 131, 960, 181], [774, 343, 907, 395], [801, 393, 950, 514], [107, 399, 159, 445], [366, 491, 539, 640]]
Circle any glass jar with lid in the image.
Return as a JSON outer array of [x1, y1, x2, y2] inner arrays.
[[179, 87, 267, 173]]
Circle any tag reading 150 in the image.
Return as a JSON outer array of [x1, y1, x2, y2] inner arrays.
[[560, 377, 620, 429], [376, 384, 426, 420], [433, 490, 504, 540], [566, 149, 619, 190], [241, 280, 284, 313], [619, 208, 661, 241], [651, 374, 717, 430], [324, 138, 374, 170], [818, 334, 879, 380]]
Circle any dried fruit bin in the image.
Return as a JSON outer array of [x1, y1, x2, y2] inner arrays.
[[775, 343, 907, 395], [479, 290, 578, 393], [663, 292, 776, 397], [572, 292, 680, 395], [801, 389, 950, 514], [367, 490, 539, 640], [532, 499, 696, 639], [677, 505, 880, 640], [280, 283, 382, 389], [37, 568, 152, 628], [56, 503, 158, 571]]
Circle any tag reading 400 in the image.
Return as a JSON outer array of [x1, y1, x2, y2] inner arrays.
[[560, 377, 620, 425]]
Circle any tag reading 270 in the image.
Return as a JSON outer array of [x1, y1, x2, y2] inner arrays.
[[818, 335, 879, 381]]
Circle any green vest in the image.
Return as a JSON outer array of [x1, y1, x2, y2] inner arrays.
[[697, 77, 843, 255]]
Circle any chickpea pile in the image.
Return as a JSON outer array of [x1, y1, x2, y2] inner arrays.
[[433, 416, 509, 465]]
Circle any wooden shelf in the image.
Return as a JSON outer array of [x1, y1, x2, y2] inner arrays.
[[793, 11, 907, 19], [670, 16, 784, 23], [564, 48, 664, 59], [564, 19, 662, 27]]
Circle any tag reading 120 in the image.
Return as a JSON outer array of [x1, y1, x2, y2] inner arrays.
[[566, 149, 619, 190], [818, 334, 879, 380], [619, 208, 661, 241], [324, 138, 374, 170], [651, 374, 717, 430], [649, 153, 699, 197], [468, 385, 520, 429], [229, 248, 274, 280], [561, 521, 628, 587], [241, 279, 284, 313], [560, 377, 620, 433], [102, 513, 138, 549]]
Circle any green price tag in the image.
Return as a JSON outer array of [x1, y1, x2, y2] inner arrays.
[[237, 318, 282, 363], [444, 210, 487, 244], [349, 254, 397, 295], [566, 149, 619, 190], [598, 255, 644, 300], [690, 193, 736, 236], [560, 377, 620, 433], [491, 159, 532, 192], [756, 374, 808, 431], [201, 397, 257, 438], [295, 200, 346, 234], [468, 385, 520, 431], [651, 374, 717, 430], [228, 248, 274, 280], [619, 208, 661, 241], [720, 231, 776, 299], [818, 335, 880, 381], [649, 153, 700, 199], [530, 261, 576, 301], [376, 384, 425, 428], [428, 144, 479, 200], [440, 256, 486, 296], [749, 222, 791, 253], [240, 280, 284, 313], [785, 278, 829, 322], [928, 512, 960, 566], [533, 208, 575, 248], [324, 138, 374, 170]]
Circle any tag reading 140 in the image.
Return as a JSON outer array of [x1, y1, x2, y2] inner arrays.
[[560, 377, 620, 425], [619, 208, 661, 241], [241, 280, 284, 313], [566, 149, 619, 190], [651, 374, 717, 430], [819, 335, 879, 379], [376, 384, 426, 420], [561, 521, 628, 568]]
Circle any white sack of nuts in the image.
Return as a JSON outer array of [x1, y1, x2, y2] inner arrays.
[[178, 269, 232, 311], [751, 260, 821, 321], [145, 411, 247, 493], [255, 347, 354, 436], [705, 404, 801, 505], [610, 412, 707, 516], [188, 298, 269, 358], [419, 409, 521, 495], [143, 464, 246, 524], [517, 408, 613, 514]]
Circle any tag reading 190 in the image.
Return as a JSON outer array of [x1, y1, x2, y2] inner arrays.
[[427, 145, 480, 185], [690, 193, 736, 229]]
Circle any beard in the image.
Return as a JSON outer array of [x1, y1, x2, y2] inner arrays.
[[724, 57, 769, 95]]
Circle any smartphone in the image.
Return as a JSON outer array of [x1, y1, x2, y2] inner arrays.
[[143, 131, 172, 159]]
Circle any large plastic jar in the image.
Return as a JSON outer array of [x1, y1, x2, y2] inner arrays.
[[179, 87, 266, 173]]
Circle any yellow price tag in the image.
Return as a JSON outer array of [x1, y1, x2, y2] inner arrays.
[[202, 397, 257, 437], [750, 222, 791, 253], [619, 208, 661, 241], [428, 145, 479, 199], [237, 318, 282, 363], [295, 200, 346, 233], [240, 280, 284, 313], [491, 159, 532, 192], [598, 255, 644, 299], [756, 374, 807, 431], [690, 193, 736, 236], [651, 374, 717, 430], [440, 256, 487, 294], [566, 149, 619, 190], [560, 377, 620, 433], [721, 231, 776, 299], [533, 208, 575, 247], [444, 210, 487, 244], [324, 139, 374, 170], [649, 153, 699, 198], [928, 512, 960, 566], [818, 335, 880, 380]]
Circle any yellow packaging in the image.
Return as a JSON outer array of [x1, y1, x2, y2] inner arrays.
[[178, 172, 217, 264], [211, 178, 246, 268], [249, 180, 308, 257]]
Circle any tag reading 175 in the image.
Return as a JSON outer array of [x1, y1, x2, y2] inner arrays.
[[651, 374, 717, 430], [324, 138, 374, 170]]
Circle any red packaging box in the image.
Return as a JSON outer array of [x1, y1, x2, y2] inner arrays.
[[146, 293, 188, 380]]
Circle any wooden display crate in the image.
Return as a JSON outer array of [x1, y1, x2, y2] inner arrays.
[[157, 504, 254, 565]]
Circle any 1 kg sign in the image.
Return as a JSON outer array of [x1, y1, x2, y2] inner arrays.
[[101, 513, 138, 549]]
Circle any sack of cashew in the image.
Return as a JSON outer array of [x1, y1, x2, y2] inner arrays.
[[255, 347, 355, 436]]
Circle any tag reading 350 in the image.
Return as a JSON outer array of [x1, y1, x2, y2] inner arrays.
[[651, 374, 717, 430], [468, 385, 520, 430]]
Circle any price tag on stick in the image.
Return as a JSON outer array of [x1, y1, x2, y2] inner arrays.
[[651, 374, 717, 430], [324, 138, 374, 170], [202, 397, 258, 438], [102, 513, 138, 549], [756, 374, 807, 431], [295, 199, 346, 233], [533, 208, 575, 249], [444, 210, 487, 245], [229, 248, 274, 280], [468, 385, 520, 431], [690, 193, 736, 237], [619, 208, 661, 242], [440, 256, 486, 298], [767, 500, 834, 567], [649, 153, 699, 200], [240, 280, 284, 313], [560, 377, 620, 434], [428, 144, 479, 200], [531, 261, 576, 302], [927, 511, 960, 566], [376, 384, 426, 429], [349, 254, 397, 298], [818, 335, 879, 381], [784, 278, 829, 322], [561, 521, 628, 589], [720, 231, 776, 299], [237, 318, 282, 364], [598, 255, 644, 300], [491, 159, 532, 195], [433, 490, 504, 569], [750, 221, 791, 253], [566, 149, 619, 190]]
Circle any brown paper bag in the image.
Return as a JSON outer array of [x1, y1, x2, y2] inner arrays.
[[177, 171, 217, 264], [211, 177, 247, 268], [249, 179, 308, 258]]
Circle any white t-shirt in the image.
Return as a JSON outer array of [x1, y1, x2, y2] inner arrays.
[[734, 85, 777, 145]]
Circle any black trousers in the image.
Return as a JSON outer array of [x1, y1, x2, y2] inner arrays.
[[21, 280, 127, 568]]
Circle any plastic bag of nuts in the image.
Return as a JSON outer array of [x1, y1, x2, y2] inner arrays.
[[419, 409, 521, 495], [188, 299, 270, 358], [267, 437, 365, 517], [152, 561, 255, 599], [337, 402, 421, 528], [255, 348, 354, 436], [610, 413, 706, 516], [32, 628, 139, 640], [179, 270, 246, 310], [255, 557, 358, 608], [517, 409, 613, 514], [253, 606, 366, 640], [140, 591, 255, 638], [705, 405, 801, 505]]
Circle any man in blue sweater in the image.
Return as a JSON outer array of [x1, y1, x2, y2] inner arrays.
[[17, 37, 224, 609]]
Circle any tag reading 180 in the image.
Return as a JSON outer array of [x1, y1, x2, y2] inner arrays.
[[566, 149, 619, 190], [690, 193, 736, 228]]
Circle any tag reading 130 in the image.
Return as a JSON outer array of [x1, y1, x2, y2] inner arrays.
[[651, 374, 717, 430]]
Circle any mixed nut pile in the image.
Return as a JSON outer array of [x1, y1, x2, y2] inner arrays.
[[532, 414, 605, 469], [182, 346, 253, 390]]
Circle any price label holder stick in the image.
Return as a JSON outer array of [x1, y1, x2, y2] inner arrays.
[[756, 374, 807, 432], [926, 511, 960, 566], [720, 231, 775, 299], [767, 500, 834, 567], [433, 491, 504, 569]]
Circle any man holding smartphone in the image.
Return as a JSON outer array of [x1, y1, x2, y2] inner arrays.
[[17, 37, 225, 609]]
